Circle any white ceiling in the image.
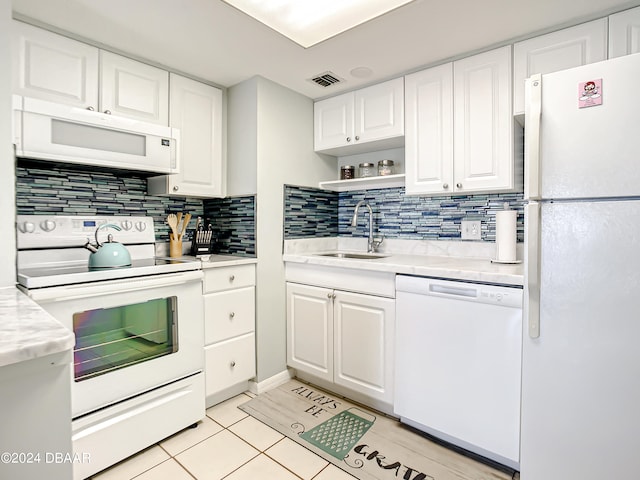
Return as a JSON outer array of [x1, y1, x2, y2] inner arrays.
[[11, 0, 640, 99]]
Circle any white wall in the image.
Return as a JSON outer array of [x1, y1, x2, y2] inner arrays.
[[0, 0, 15, 288], [227, 78, 258, 196], [227, 76, 334, 382]]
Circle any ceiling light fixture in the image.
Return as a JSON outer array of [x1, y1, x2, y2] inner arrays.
[[223, 0, 414, 48]]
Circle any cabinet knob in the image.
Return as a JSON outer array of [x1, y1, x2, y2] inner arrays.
[[86, 106, 95, 111], [327, 293, 333, 299], [346, 137, 351, 142], [172, 185, 179, 192], [103, 110, 112, 115], [355, 135, 360, 141], [230, 361, 236, 368], [229, 275, 235, 282], [443, 183, 449, 189], [229, 312, 235, 319], [456, 183, 462, 189]]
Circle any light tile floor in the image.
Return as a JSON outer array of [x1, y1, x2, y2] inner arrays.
[[90, 392, 357, 480]]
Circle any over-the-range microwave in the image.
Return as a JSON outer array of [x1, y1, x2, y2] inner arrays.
[[12, 95, 180, 174]]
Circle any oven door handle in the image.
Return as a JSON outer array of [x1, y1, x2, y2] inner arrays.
[[26, 270, 203, 302]]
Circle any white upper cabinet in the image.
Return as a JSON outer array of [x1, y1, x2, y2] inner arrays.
[[405, 47, 517, 196], [513, 19, 607, 115], [148, 74, 224, 198], [314, 77, 404, 155], [609, 6, 640, 57], [12, 21, 99, 108], [404, 63, 454, 195], [100, 51, 169, 125], [314, 93, 353, 152], [12, 21, 169, 125], [454, 46, 515, 193]]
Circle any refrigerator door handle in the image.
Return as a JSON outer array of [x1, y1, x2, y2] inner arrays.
[[525, 74, 542, 201], [525, 202, 541, 338]]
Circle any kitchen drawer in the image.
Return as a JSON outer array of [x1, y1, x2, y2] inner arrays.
[[204, 286, 255, 344], [203, 264, 255, 293], [204, 333, 255, 396]]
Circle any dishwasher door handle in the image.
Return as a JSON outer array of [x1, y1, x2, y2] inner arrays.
[[429, 284, 478, 298]]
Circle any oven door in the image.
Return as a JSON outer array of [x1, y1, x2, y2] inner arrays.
[[26, 270, 203, 418]]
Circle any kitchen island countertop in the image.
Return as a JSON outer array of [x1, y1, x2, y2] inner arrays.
[[0, 287, 74, 368]]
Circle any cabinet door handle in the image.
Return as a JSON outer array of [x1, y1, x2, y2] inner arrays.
[[456, 182, 463, 189], [346, 137, 351, 142], [103, 110, 112, 115], [229, 312, 235, 319], [443, 183, 449, 189], [229, 275, 235, 282], [355, 135, 360, 141], [86, 106, 95, 111], [172, 185, 179, 192], [230, 361, 236, 368], [327, 293, 332, 299]]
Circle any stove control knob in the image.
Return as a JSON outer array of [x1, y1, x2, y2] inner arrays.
[[135, 221, 147, 232], [40, 220, 56, 232], [121, 220, 133, 231], [18, 221, 35, 233]]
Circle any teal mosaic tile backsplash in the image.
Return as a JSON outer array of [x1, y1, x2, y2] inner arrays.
[[284, 184, 524, 242], [16, 161, 255, 255], [16, 162, 204, 241], [203, 195, 256, 256]]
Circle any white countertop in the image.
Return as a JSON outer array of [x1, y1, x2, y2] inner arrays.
[[0, 287, 75, 368], [283, 238, 524, 286], [191, 254, 257, 269]]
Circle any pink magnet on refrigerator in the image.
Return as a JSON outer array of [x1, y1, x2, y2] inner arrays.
[[578, 78, 602, 108]]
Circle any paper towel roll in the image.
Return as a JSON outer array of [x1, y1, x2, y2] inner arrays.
[[495, 207, 517, 262]]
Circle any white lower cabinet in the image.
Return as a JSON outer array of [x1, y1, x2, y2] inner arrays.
[[203, 264, 256, 406], [286, 282, 395, 405]]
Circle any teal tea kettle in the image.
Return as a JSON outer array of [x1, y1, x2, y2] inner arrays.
[[84, 223, 132, 268]]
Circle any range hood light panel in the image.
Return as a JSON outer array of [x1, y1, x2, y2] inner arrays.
[[223, 0, 414, 48]]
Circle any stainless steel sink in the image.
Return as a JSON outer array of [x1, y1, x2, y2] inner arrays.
[[316, 252, 388, 260]]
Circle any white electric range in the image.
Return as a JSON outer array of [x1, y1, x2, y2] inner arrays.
[[16, 215, 205, 480]]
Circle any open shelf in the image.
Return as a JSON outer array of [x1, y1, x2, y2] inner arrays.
[[319, 174, 405, 192]]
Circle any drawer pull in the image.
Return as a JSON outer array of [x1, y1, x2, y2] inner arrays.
[[230, 361, 236, 368], [229, 312, 235, 319], [229, 275, 235, 282]]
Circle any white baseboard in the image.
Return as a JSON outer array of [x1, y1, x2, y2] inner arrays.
[[248, 368, 293, 395]]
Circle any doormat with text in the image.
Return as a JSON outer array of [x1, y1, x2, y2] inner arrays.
[[239, 379, 517, 480]]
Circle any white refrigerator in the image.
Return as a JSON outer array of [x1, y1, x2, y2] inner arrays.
[[522, 53, 640, 479]]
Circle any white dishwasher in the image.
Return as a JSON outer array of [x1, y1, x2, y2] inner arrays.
[[394, 275, 522, 470]]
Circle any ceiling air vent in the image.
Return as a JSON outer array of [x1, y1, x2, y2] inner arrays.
[[308, 71, 344, 88]]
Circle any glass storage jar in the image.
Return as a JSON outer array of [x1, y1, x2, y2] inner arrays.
[[340, 165, 355, 180], [358, 162, 375, 178], [378, 159, 394, 176]]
